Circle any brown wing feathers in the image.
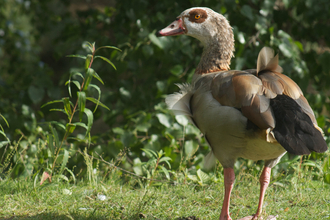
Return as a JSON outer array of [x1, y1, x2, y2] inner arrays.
[[211, 47, 328, 154], [257, 47, 283, 74]]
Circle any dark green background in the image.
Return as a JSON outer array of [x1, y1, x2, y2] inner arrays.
[[0, 0, 329, 180]]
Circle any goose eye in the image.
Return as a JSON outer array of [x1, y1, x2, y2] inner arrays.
[[195, 15, 201, 20]]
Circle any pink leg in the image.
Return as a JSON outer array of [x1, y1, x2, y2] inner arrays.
[[219, 168, 235, 220], [252, 167, 271, 220]]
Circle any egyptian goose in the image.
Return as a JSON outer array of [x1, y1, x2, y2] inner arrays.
[[157, 7, 328, 220]]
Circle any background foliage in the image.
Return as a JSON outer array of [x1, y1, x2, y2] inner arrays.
[[0, 0, 329, 183]]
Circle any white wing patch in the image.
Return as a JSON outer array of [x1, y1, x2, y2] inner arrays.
[[203, 145, 217, 170], [165, 83, 195, 124], [166, 82, 218, 169]]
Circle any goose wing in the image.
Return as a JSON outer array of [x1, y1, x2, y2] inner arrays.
[[210, 47, 327, 154]]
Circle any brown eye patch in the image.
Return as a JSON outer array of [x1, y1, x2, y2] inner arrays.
[[188, 9, 208, 23]]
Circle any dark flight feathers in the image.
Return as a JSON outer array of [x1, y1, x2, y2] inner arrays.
[[270, 95, 328, 155]]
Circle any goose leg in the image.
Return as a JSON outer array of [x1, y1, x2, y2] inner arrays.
[[252, 166, 271, 219], [219, 168, 235, 220]]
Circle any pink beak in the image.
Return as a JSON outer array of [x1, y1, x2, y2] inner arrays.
[[156, 18, 186, 37]]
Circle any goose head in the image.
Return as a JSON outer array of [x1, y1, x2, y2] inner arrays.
[[157, 7, 235, 74]]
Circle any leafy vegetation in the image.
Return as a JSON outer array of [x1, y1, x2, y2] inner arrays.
[[0, 0, 330, 219]]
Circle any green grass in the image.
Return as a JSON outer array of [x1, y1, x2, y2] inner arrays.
[[0, 171, 329, 220]]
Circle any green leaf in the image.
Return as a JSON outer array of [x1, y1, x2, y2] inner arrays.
[[77, 91, 86, 121], [187, 174, 198, 182], [279, 43, 292, 58], [85, 54, 93, 70], [157, 149, 163, 158], [175, 115, 189, 126], [82, 41, 94, 53], [0, 114, 9, 128], [41, 99, 63, 108], [112, 127, 124, 134], [83, 108, 94, 136], [48, 121, 66, 131], [143, 158, 157, 167], [67, 71, 84, 97], [120, 131, 134, 147], [156, 113, 171, 128], [159, 165, 170, 180], [49, 124, 60, 149], [65, 167, 76, 184], [89, 84, 101, 96], [135, 122, 151, 133], [149, 32, 164, 49], [278, 30, 292, 40], [89, 84, 102, 111], [94, 55, 117, 70], [0, 130, 10, 141], [197, 169, 209, 183], [59, 149, 69, 175], [47, 133, 54, 157], [237, 32, 245, 44], [71, 80, 81, 90], [91, 71, 104, 85], [184, 140, 198, 158], [0, 141, 10, 149], [119, 87, 131, 98], [66, 123, 76, 135], [83, 68, 94, 91], [133, 158, 143, 176], [170, 65, 183, 77], [158, 156, 172, 163], [66, 54, 87, 59], [33, 172, 39, 188], [156, 81, 166, 92], [324, 173, 330, 184], [86, 97, 110, 112], [66, 137, 85, 142], [66, 80, 81, 97], [62, 97, 72, 119], [70, 71, 84, 80], [72, 122, 88, 130], [95, 45, 121, 53], [50, 109, 67, 116], [159, 156, 172, 169], [58, 175, 69, 183], [142, 148, 158, 159], [294, 41, 304, 52], [65, 80, 72, 97], [240, 5, 254, 20]]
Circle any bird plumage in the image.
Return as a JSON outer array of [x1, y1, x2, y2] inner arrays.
[[157, 7, 328, 220]]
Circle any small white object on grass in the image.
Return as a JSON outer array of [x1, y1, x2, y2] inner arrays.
[[97, 194, 107, 201], [62, 189, 72, 195]]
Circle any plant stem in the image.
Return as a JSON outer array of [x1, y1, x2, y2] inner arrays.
[[51, 50, 96, 177], [149, 157, 160, 187]]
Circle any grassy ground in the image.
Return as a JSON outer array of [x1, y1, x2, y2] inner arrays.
[[0, 171, 329, 220]]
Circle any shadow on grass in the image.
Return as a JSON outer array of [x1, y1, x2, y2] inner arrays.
[[1, 213, 110, 220], [1, 214, 201, 220]]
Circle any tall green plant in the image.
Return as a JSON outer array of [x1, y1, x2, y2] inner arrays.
[[40, 42, 120, 184], [0, 114, 10, 148], [0, 114, 10, 177]]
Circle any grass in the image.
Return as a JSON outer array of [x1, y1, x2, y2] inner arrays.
[[0, 169, 330, 220]]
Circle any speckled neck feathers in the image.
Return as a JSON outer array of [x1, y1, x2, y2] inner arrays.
[[191, 10, 235, 75]]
